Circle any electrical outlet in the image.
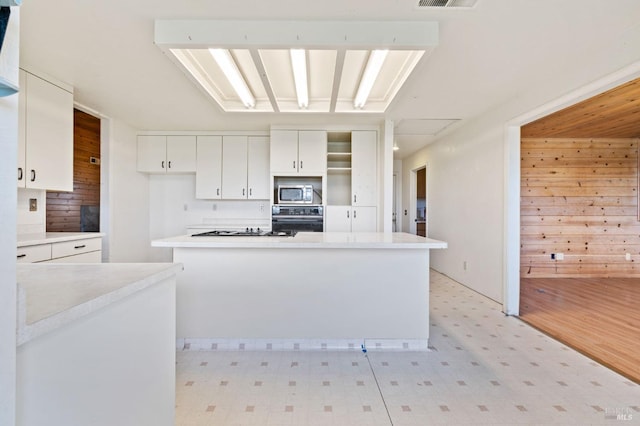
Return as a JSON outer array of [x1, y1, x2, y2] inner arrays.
[[556, 253, 564, 260], [463, 261, 467, 271], [212, 203, 217, 211], [29, 198, 37, 212], [626, 253, 632, 261]]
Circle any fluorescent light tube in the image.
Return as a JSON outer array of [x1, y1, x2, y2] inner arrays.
[[354, 49, 388, 109], [209, 48, 256, 108], [290, 49, 309, 108]]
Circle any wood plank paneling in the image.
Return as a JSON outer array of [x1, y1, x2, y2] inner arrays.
[[520, 137, 640, 278], [46, 109, 100, 232], [521, 78, 640, 139], [520, 277, 640, 383]]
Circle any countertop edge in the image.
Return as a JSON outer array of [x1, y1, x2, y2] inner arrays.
[[17, 232, 106, 247], [152, 232, 448, 250], [17, 263, 183, 346]]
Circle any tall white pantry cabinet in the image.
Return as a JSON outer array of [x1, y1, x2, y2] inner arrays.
[[17, 70, 73, 191], [325, 130, 377, 232]]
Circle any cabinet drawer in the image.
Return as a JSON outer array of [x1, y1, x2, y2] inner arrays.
[[17, 244, 52, 263], [45, 250, 102, 263], [52, 238, 102, 259]]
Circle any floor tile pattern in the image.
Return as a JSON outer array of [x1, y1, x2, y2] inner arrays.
[[176, 271, 640, 425]]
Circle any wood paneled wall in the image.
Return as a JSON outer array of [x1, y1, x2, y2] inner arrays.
[[46, 109, 100, 232], [521, 137, 640, 278]]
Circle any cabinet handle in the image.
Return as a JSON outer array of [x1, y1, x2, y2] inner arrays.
[[17, 254, 26, 259], [161, 161, 165, 169], [293, 161, 296, 169], [347, 210, 350, 218], [354, 194, 357, 203], [74, 245, 86, 249], [249, 188, 252, 196], [354, 210, 357, 219], [30, 170, 36, 182], [168, 161, 172, 169], [300, 160, 303, 169], [242, 188, 246, 196], [217, 188, 220, 196], [18, 167, 23, 181]]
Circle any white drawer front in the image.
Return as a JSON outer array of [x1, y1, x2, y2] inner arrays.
[[16, 244, 52, 263], [52, 238, 102, 259], [45, 250, 102, 263]]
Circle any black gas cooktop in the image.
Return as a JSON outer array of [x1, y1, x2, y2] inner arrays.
[[191, 228, 297, 237]]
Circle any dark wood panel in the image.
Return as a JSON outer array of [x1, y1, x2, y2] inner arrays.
[[46, 109, 101, 232], [519, 277, 640, 383]]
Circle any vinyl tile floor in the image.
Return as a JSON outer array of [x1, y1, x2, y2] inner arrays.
[[175, 271, 640, 425]]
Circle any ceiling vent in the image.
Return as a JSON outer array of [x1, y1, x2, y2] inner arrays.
[[418, 0, 478, 7]]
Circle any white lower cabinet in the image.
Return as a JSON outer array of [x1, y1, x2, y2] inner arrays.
[[17, 237, 102, 263], [325, 206, 376, 232]]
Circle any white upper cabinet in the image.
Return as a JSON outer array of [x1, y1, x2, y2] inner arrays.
[[247, 136, 270, 199], [270, 130, 298, 173], [195, 136, 222, 199], [18, 70, 73, 191], [195, 135, 270, 200], [137, 135, 196, 173], [166, 136, 197, 172], [221, 136, 248, 199], [351, 130, 377, 207], [298, 131, 327, 174], [270, 130, 326, 175]]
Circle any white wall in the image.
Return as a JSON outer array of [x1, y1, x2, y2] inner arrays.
[[106, 118, 152, 263], [402, 22, 640, 305], [404, 121, 504, 302], [0, 7, 19, 424], [148, 174, 270, 262]]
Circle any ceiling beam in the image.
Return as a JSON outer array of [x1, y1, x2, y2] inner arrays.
[[329, 50, 346, 113], [249, 49, 280, 113]]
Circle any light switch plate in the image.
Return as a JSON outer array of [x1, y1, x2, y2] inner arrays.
[[29, 198, 37, 211]]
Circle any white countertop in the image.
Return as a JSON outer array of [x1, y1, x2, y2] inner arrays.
[[152, 232, 448, 250], [17, 232, 105, 247], [17, 263, 183, 346]]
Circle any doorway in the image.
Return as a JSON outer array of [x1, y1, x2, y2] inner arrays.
[[415, 167, 426, 236]]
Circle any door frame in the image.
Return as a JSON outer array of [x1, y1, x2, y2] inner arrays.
[[409, 164, 427, 236], [503, 61, 640, 316]]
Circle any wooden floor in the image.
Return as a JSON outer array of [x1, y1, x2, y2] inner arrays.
[[519, 277, 640, 384]]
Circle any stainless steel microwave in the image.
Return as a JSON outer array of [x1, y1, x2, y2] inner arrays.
[[278, 185, 313, 204]]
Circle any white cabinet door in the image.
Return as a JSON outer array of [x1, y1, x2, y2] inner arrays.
[[351, 130, 377, 206], [325, 205, 352, 232], [166, 136, 196, 173], [24, 72, 74, 191], [137, 135, 167, 173], [17, 70, 26, 188], [247, 136, 270, 199], [298, 130, 327, 174], [351, 206, 377, 232], [270, 130, 298, 173], [195, 136, 222, 199], [222, 136, 248, 199]]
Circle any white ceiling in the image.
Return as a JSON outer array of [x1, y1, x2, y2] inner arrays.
[[18, 0, 640, 158]]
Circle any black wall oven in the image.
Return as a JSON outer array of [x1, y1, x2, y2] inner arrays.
[[272, 205, 324, 232]]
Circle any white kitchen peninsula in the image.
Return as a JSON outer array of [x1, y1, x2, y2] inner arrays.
[[16, 263, 182, 426], [152, 232, 446, 350]]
